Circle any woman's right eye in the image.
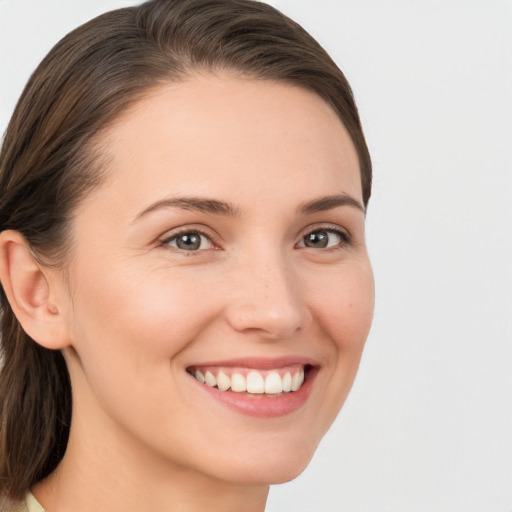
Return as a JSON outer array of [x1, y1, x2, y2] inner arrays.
[[162, 231, 214, 252]]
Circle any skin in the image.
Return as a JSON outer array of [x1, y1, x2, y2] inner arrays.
[[7, 74, 374, 511]]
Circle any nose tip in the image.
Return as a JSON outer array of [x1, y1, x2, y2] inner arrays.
[[225, 266, 310, 340], [228, 301, 304, 339]]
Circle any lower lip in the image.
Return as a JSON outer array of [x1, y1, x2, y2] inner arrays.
[[190, 367, 318, 418]]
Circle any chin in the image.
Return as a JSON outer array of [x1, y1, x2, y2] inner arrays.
[[204, 433, 320, 486], [217, 458, 313, 487]]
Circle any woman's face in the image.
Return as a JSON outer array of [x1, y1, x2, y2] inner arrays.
[[58, 74, 374, 485]]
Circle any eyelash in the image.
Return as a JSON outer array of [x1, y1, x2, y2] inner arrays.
[[159, 225, 351, 254]]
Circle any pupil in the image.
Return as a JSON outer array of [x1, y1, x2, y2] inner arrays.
[[177, 233, 201, 250], [305, 231, 328, 248]]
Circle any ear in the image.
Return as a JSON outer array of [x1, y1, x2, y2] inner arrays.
[[0, 230, 70, 350]]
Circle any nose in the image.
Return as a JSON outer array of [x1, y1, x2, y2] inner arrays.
[[224, 252, 311, 340]]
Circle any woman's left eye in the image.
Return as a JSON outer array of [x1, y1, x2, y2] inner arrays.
[[297, 229, 348, 250], [162, 231, 214, 251]]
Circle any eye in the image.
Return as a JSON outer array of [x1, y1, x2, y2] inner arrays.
[[162, 231, 214, 251], [297, 228, 348, 249]]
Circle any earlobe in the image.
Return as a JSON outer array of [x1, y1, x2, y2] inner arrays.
[[0, 230, 70, 350]]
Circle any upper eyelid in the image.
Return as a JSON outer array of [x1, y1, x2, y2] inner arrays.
[[160, 225, 217, 240], [297, 223, 351, 240]]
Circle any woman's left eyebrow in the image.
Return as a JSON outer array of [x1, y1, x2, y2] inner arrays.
[[297, 194, 365, 215], [131, 196, 240, 223]]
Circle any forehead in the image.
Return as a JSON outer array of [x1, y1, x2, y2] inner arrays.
[[88, 73, 362, 211]]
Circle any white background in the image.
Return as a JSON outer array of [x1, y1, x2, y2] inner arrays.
[[1, 1, 511, 511]]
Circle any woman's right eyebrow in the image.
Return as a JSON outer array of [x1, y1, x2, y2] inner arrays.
[[131, 196, 241, 223]]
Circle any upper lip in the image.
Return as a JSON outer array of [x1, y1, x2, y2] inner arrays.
[[186, 355, 319, 371]]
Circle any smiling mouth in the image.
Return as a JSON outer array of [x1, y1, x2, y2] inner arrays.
[[187, 364, 310, 395]]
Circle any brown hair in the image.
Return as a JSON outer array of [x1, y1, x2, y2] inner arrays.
[[0, 0, 371, 500]]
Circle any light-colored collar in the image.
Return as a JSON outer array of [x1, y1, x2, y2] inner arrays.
[[25, 493, 45, 512]]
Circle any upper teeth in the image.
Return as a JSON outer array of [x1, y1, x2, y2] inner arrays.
[[192, 368, 305, 394]]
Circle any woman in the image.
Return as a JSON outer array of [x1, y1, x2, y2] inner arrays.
[[0, 0, 374, 510]]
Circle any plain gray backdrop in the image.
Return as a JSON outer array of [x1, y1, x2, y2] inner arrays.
[[1, 1, 511, 511]]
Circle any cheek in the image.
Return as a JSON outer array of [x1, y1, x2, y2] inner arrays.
[[64, 263, 224, 432], [309, 260, 374, 422], [311, 260, 375, 351], [67, 262, 222, 372]]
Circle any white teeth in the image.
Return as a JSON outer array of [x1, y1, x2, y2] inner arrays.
[[231, 373, 246, 392], [204, 371, 217, 387], [264, 372, 283, 394], [282, 372, 292, 392], [291, 369, 304, 391], [216, 370, 231, 391], [246, 371, 265, 393], [191, 367, 307, 394]]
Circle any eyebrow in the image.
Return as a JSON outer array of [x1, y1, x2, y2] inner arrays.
[[133, 193, 364, 223], [297, 194, 365, 215], [132, 196, 240, 222]]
